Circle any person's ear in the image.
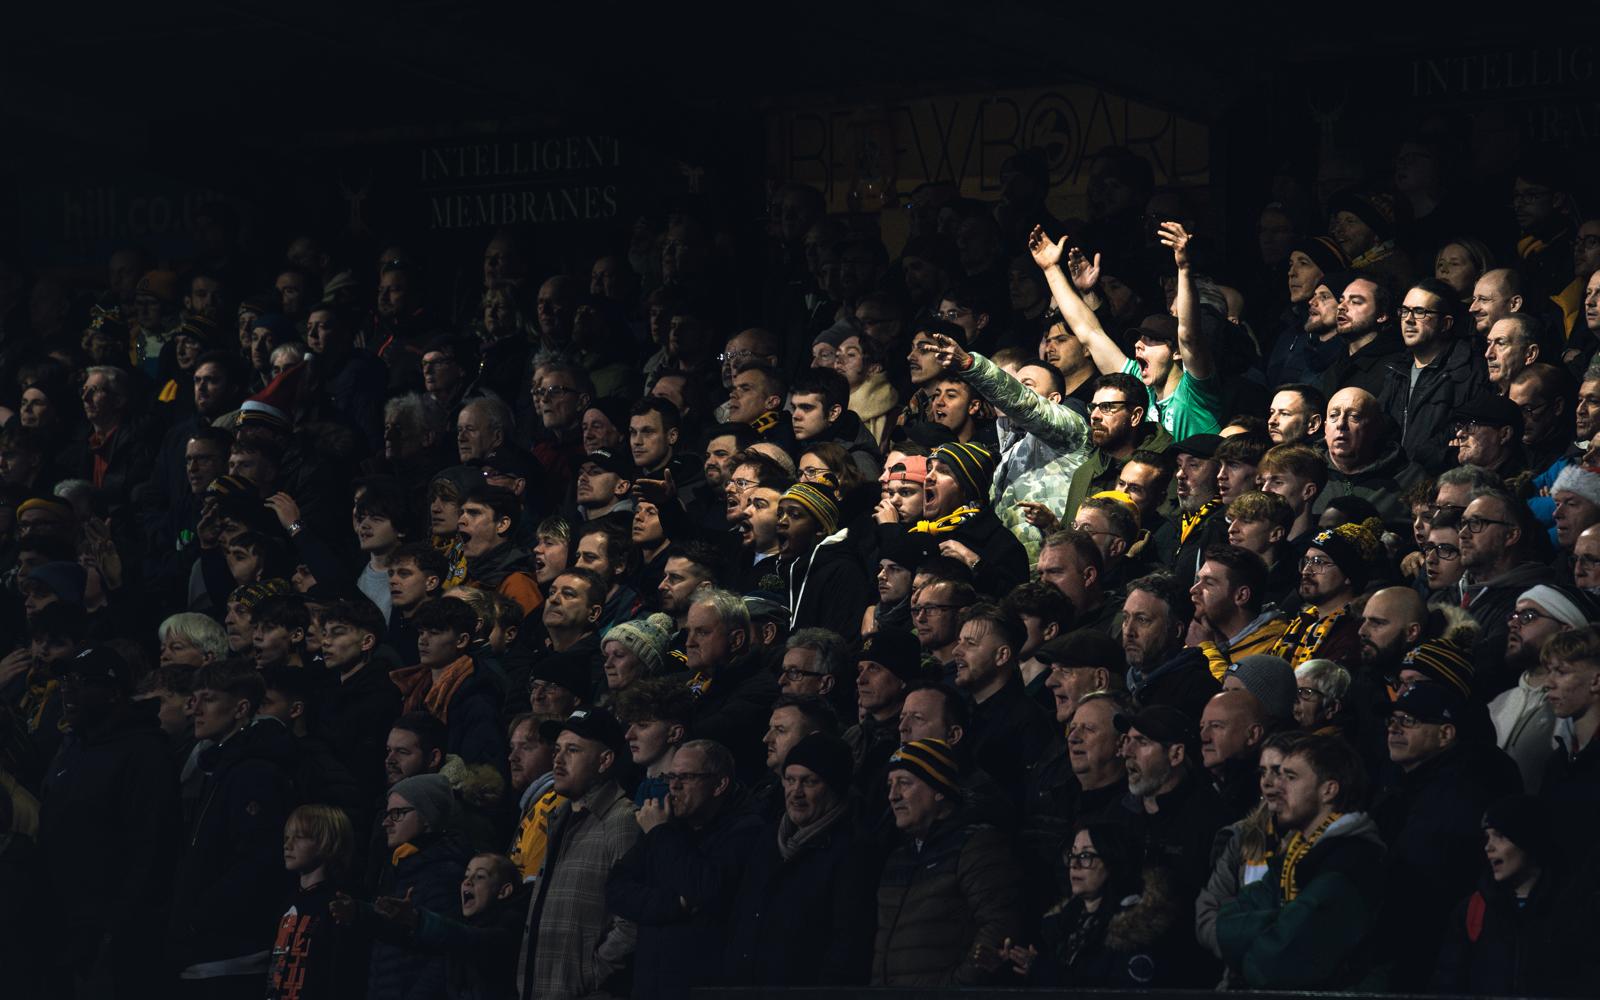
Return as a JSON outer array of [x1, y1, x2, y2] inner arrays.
[[819, 674, 835, 695], [1167, 743, 1185, 768], [729, 628, 749, 655], [424, 574, 442, 595], [1082, 563, 1099, 590], [455, 631, 473, 652], [1300, 481, 1318, 506], [599, 747, 615, 774], [1438, 722, 1457, 749], [1092, 667, 1110, 691], [289, 627, 305, 647], [289, 700, 306, 722], [427, 749, 444, 771], [667, 722, 686, 745], [946, 723, 965, 747], [234, 698, 253, 723], [495, 515, 513, 538], [1107, 536, 1127, 560], [578, 392, 593, 412], [1405, 621, 1423, 644], [614, 478, 632, 500], [1509, 294, 1524, 313], [1042, 621, 1061, 642], [826, 404, 843, 424], [1131, 406, 1145, 427], [496, 881, 516, 901], [360, 632, 378, 654], [1268, 525, 1286, 545], [1306, 412, 1325, 437], [586, 602, 603, 627], [666, 427, 680, 447], [1234, 585, 1253, 610], [764, 393, 782, 412], [1246, 721, 1264, 746]]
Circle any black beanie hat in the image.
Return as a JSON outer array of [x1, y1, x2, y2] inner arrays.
[[1289, 235, 1351, 277], [783, 732, 853, 796], [1482, 794, 1556, 865]]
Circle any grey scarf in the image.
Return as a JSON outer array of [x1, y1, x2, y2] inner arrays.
[[776, 798, 849, 860]]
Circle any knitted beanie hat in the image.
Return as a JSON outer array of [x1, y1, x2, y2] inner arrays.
[[886, 738, 961, 797], [1225, 654, 1298, 722], [930, 441, 996, 503], [1288, 235, 1351, 276], [1553, 464, 1600, 508], [783, 732, 854, 795], [603, 613, 675, 677], [391, 773, 456, 833], [1400, 638, 1474, 698], [1308, 520, 1382, 591], [781, 481, 841, 536]]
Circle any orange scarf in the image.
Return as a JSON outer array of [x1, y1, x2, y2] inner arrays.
[[391, 654, 476, 722]]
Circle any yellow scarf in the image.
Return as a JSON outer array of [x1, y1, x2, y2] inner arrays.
[[1180, 499, 1220, 544], [910, 506, 979, 535], [1279, 812, 1342, 901]]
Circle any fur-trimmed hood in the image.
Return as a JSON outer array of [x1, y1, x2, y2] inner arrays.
[[1104, 866, 1181, 953]]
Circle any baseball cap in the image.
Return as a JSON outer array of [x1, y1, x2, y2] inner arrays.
[[539, 707, 626, 752]]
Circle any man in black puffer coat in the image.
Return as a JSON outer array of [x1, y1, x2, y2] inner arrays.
[[169, 662, 297, 992]]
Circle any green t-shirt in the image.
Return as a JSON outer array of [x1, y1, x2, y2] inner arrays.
[[1122, 358, 1222, 440]]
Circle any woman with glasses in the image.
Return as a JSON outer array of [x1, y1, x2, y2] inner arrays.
[[993, 822, 1185, 987]]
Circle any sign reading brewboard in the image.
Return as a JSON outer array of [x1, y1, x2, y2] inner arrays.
[[766, 83, 1212, 244]]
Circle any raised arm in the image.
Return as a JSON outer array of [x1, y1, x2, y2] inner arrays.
[[1028, 225, 1128, 376], [1159, 221, 1214, 381], [927, 332, 1087, 452]]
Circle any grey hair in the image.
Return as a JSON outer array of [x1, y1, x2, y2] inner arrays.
[[270, 342, 306, 368], [785, 627, 849, 679], [83, 365, 128, 403], [691, 588, 752, 639], [676, 739, 735, 782], [1497, 312, 1541, 348], [1436, 464, 1501, 499], [158, 612, 230, 661], [1583, 356, 1600, 386], [385, 392, 448, 439], [1295, 658, 1351, 701], [461, 395, 514, 438]]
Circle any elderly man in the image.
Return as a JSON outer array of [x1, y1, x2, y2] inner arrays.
[[605, 739, 763, 1000], [1114, 704, 1233, 898], [1448, 395, 1527, 482], [684, 589, 780, 783], [520, 708, 640, 1000], [1575, 523, 1600, 594], [1511, 364, 1576, 479], [844, 630, 927, 796], [724, 733, 877, 986], [1199, 689, 1269, 819], [1484, 313, 1542, 395], [1551, 463, 1600, 572], [873, 740, 1023, 985], [1378, 277, 1488, 472], [1459, 488, 1557, 694], [1315, 386, 1424, 529]]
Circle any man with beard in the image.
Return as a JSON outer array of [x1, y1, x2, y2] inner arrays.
[[1378, 278, 1487, 473], [1062, 371, 1171, 523], [1319, 274, 1406, 401], [1493, 585, 1593, 791], [1121, 571, 1218, 720], [1032, 222, 1224, 440], [1188, 545, 1289, 674], [656, 541, 722, 642], [1263, 238, 1351, 388], [140, 350, 250, 543], [1270, 523, 1372, 669], [1265, 383, 1325, 446], [949, 603, 1054, 805], [1114, 703, 1232, 900], [1162, 434, 1227, 592], [1315, 386, 1424, 530], [689, 423, 755, 533], [1356, 586, 1427, 680]]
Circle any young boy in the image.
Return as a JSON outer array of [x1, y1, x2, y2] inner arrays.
[[612, 677, 695, 805], [317, 598, 402, 797], [369, 851, 527, 1000], [268, 804, 367, 999], [389, 598, 503, 766], [385, 541, 448, 667], [252, 593, 311, 669]]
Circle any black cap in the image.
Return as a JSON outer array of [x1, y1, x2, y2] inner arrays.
[[1172, 434, 1223, 459], [1392, 682, 1466, 725], [1450, 395, 1524, 437], [1035, 628, 1125, 672], [531, 651, 593, 703], [470, 448, 539, 482], [579, 448, 637, 479], [539, 706, 626, 752], [1114, 704, 1196, 746], [1130, 314, 1178, 346], [53, 645, 132, 691], [783, 732, 854, 795], [858, 630, 926, 684]]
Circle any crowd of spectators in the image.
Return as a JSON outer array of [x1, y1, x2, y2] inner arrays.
[[2, 138, 1599, 999]]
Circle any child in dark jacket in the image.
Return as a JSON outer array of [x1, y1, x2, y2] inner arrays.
[[368, 852, 526, 1000], [267, 804, 370, 999]]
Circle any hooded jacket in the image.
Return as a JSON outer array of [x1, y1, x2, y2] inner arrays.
[[170, 718, 298, 970], [1028, 866, 1189, 987], [1461, 561, 1557, 696], [785, 528, 873, 639], [1216, 811, 1386, 989], [1432, 867, 1586, 997], [1378, 335, 1489, 474], [464, 541, 544, 617], [1312, 439, 1426, 530], [370, 831, 474, 1000], [1318, 327, 1408, 401]]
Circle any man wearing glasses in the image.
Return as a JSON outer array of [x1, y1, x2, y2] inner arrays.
[[1377, 277, 1486, 473], [1372, 683, 1513, 991], [1270, 524, 1371, 669], [1459, 488, 1557, 694], [1447, 395, 1527, 484]]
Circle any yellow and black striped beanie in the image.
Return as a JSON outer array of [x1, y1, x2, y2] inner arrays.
[[931, 441, 996, 503], [887, 738, 961, 797], [1400, 638, 1473, 698], [781, 482, 840, 535]]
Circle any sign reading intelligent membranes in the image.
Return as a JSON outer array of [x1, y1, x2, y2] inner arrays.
[[419, 135, 626, 229]]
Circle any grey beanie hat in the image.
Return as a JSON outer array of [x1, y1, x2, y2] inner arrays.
[[391, 773, 456, 832], [1225, 654, 1297, 722], [602, 613, 675, 677]]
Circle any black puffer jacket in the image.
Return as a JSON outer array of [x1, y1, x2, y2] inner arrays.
[[1378, 336, 1489, 474], [872, 818, 1023, 985], [1432, 868, 1588, 996]]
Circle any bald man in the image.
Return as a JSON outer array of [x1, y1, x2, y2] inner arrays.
[[1469, 269, 1524, 339], [1315, 387, 1424, 528], [1199, 690, 1267, 818], [1357, 586, 1426, 676], [1574, 523, 1600, 593]]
